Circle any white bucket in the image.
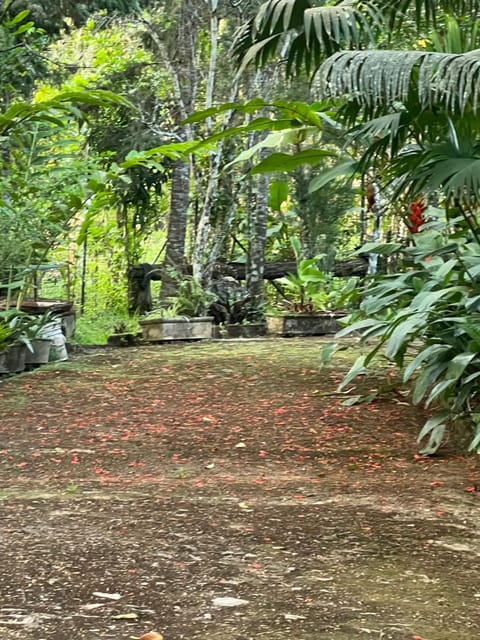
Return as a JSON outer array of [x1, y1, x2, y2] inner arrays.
[[39, 318, 69, 362]]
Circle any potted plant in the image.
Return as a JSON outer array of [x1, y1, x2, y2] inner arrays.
[[0, 312, 32, 374], [266, 239, 348, 337], [0, 320, 16, 374], [107, 320, 138, 347], [139, 275, 216, 342], [207, 277, 267, 339], [17, 312, 55, 366]]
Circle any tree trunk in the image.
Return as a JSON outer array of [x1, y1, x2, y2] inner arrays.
[[246, 165, 269, 321], [140, 3, 200, 304], [159, 159, 190, 303]]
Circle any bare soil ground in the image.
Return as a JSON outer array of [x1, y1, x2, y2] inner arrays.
[[0, 338, 479, 640]]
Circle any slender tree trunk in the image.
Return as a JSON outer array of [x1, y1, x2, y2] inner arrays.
[[192, 2, 241, 282], [367, 182, 386, 275], [246, 167, 269, 320], [160, 160, 191, 302], [142, 2, 199, 304], [244, 69, 272, 320]]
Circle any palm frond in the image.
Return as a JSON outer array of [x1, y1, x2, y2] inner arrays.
[[317, 49, 480, 114], [236, 0, 381, 75], [387, 133, 480, 205]]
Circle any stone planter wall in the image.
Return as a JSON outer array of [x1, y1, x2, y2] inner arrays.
[[213, 323, 267, 339], [140, 316, 214, 341], [266, 313, 345, 337]]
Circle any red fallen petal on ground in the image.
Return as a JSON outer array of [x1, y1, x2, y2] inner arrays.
[[465, 486, 477, 492]]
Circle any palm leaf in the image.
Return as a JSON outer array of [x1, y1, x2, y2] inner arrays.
[[387, 134, 480, 205], [317, 49, 480, 114], [236, 0, 380, 75]]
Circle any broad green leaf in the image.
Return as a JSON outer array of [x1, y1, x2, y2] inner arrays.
[[230, 131, 287, 165], [335, 318, 380, 338], [251, 149, 335, 174], [417, 414, 449, 455], [446, 352, 477, 380], [308, 160, 357, 192], [463, 370, 480, 384], [269, 181, 289, 210], [425, 379, 456, 407], [360, 290, 406, 314], [320, 342, 338, 366], [385, 313, 427, 360], [468, 417, 480, 451], [404, 344, 451, 382], [463, 320, 480, 346], [410, 286, 466, 312], [356, 242, 403, 256], [6, 9, 30, 26], [412, 361, 449, 404], [339, 355, 367, 390]]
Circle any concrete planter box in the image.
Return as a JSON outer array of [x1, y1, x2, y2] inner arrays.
[[25, 338, 51, 366], [213, 323, 267, 339], [0, 344, 27, 374], [140, 316, 214, 341], [266, 313, 346, 337]]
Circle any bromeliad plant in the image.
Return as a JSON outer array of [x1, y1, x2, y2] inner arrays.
[[328, 212, 480, 453]]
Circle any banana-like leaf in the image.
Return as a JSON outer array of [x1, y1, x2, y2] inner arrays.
[[356, 242, 403, 255], [250, 149, 336, 173], [409, 286, 467, 312]]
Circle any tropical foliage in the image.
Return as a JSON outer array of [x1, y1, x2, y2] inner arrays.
[[230, 0, 480, 451]]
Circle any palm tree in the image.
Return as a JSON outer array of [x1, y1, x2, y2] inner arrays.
[[237, 0, 480, 73], [237, 1, 480, 206]]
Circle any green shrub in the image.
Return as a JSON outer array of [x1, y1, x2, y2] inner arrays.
[[326, 214, 480, 453]]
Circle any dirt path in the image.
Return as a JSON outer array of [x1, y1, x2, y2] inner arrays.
[[0, 339, 479, 640]]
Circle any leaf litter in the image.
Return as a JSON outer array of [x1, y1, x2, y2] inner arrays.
[[0, 339, 479, 640]]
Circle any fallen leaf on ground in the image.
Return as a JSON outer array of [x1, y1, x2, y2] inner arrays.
[[283, 613, 306, 620], [92, 591, 122, 600], [212, 597, 249, 607]]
